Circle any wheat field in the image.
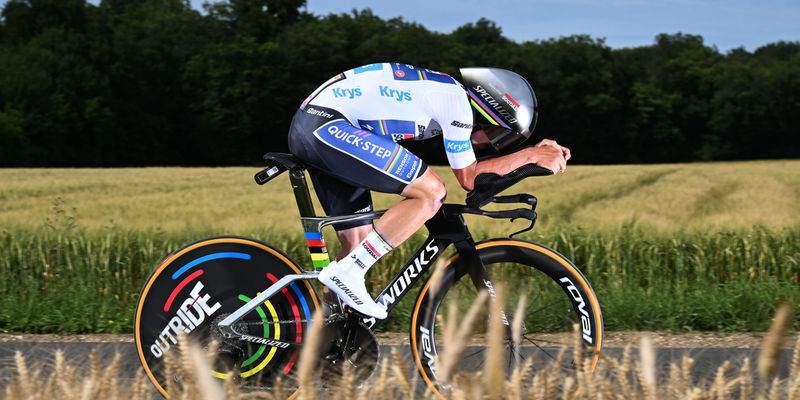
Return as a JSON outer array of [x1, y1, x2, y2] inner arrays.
[[1, 160, 798, 234]]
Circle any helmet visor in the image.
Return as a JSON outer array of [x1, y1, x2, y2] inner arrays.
[[477, 124, 530, 154]]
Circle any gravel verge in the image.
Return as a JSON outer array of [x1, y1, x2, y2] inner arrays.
[[1, 331, 797, 349]]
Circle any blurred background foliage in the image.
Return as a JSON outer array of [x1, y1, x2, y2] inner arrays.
[[1, 0, 798, 166]]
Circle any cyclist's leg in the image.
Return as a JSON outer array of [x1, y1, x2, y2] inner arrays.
[[288, 105, 439, 317], [319, 169, 445, 258], [288, 105, 439, 241], [333, 225, 373, 259], [305, 172, 375, 256], [372, 167, 446, 246], [323, 169, 445, 259], [302, 153, 376, 306]]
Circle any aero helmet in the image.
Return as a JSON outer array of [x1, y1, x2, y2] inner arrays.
[[460, 67, 538, 153]]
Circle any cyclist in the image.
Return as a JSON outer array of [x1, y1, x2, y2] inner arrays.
[[288, 63, 570, 319]]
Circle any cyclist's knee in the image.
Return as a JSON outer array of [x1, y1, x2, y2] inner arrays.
[[403, 169, 446, 217], [428, 181, 446, 215]]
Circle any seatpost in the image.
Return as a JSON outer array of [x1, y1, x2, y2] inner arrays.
[[289, 168, 317, 218]]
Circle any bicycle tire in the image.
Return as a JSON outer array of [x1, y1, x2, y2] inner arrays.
[[410, 238, 603, 398], [134, 236, 319, 398]]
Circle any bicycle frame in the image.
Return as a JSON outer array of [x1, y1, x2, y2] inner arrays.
[[218, 158, 537, 345]]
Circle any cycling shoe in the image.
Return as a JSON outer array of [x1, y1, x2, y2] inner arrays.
[[318, 261, 387, 319]]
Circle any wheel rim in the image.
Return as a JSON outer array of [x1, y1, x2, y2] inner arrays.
[[411, 240, 603, 399]]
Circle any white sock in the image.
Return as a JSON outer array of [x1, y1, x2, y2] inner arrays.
[[319, 225, 394, 319], [342, 225, 395, 276]]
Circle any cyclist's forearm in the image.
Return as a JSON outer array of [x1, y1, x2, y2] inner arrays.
[[453, 151, 534, 190], [453, 156, 521, 191], [452, 163, 477, 191], [474, 152, 529, 176], [453, 145, 567, 191]]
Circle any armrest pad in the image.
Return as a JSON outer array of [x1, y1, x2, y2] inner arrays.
[[465, 164, 552, 208]]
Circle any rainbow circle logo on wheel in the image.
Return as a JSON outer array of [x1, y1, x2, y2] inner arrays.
[[134, 236, 319, 398]]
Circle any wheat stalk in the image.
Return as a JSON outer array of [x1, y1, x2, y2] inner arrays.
[[601, 343, 634, 399], [790, 334, 800, 379], [639, 334, 657, 400], [187, 340, 226, 400], [667, 361, 682, 399], [543, 346, 567, 399], [98, 352, 121, 399], [739, 357, 754, 400], [580, 356, 600, 399], [710, 360, 731, 400], [759, 304, 791, 381], [686, 387, 704, 400], [561, 376, 575, 400], [505, 357, 534, 399], [426, 258, 447, 301], [599, 366, 621, 400], [787, 371, 800, 400], [389, 347, 412, 396], [484, 284, 506, 399], [131, 368, 153, 400], [531, 367, 546, 399], [296, 308, 324, 400], [41, 350, 66, 399], [571, 323, 583, 372], [511, 293, 527, 368], [162, 341, 182, 398], [5, 299, 800, 400], [767, 377, 784, 400], [372, 356, 390, 398], [682, 354, 695, 397], [438, 290, 489, 384]]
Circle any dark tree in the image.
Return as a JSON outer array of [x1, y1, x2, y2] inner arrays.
[[0, 0, 797, 166]]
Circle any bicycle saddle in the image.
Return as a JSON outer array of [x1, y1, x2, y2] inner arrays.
[[263, 152, 308, 170], [255, 153, 311, 185]]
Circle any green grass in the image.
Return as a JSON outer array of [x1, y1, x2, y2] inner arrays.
[[550, 224, 800, 331], [1, 223, 797, 334]]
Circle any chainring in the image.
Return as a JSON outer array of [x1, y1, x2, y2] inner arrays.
[[317, 315, 380, 386], [208, 313, 252, 374]]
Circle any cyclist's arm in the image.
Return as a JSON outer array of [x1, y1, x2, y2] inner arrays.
[[452, 139, 571, 191], [424, 90, 476, 170]]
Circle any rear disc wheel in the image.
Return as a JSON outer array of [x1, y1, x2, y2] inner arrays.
[[133, 236, 319, 397]]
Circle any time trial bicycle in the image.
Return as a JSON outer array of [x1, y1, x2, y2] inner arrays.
[[133, 152, 604, 398]]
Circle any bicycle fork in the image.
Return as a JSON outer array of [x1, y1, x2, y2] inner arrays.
[[454, 243, 510, 326]]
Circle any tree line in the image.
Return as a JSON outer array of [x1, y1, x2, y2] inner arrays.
[[1, 0, 798, 167]]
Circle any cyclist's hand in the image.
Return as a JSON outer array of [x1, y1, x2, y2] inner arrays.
[[529, 139, 570, 173], [535, 139, 571, 160]]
